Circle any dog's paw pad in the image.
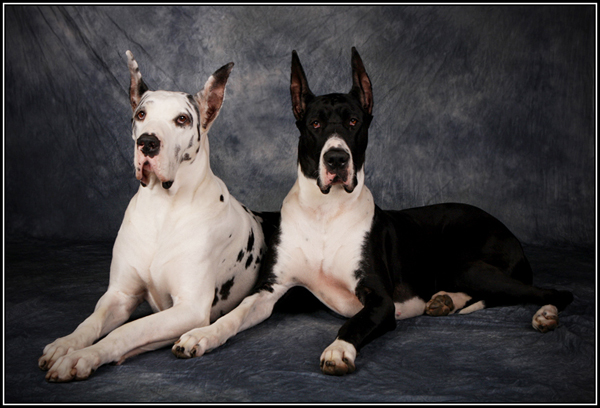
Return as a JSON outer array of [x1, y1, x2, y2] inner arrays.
[[425, 294, 454, 316]]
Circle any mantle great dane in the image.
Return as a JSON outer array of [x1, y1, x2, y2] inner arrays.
[[38, 51, 276, 382], [172, 48, 573, 375]]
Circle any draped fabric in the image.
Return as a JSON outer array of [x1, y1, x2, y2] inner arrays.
[[4, 5, 595, 403]]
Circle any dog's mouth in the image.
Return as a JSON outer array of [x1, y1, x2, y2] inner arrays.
[[318, 170, 355, 194], [135, 153, 174, 189]]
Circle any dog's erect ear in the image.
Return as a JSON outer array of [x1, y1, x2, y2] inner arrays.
[[290, 50, 314, 121], [350, 47, 373, 115], [126, 50, 149, 111], [195, 62, 234, 132]]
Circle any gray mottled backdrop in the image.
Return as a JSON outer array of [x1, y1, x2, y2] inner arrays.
[[5, 5, 595, 248]]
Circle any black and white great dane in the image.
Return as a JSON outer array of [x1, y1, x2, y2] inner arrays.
[[38, 51, 276, 382], [172, 48, 574, 375]]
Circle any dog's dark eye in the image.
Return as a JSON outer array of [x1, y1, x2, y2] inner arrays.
[[349, 118, 358, 127], [176, 115, 190, 126], [136, 111, 146, 121], [311, 120, 321, 129]]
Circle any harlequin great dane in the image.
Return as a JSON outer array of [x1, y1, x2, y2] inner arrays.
[[38, 50, 274, 382], [172, 47, 574, 375]]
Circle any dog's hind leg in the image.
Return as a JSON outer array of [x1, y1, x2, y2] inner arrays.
[[451, 260, 573, 331]]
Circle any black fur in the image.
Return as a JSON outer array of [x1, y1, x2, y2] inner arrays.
[[283, 48, 573, 359]]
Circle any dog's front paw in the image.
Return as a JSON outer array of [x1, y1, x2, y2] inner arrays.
[[532, 304, 559, 333], [172, 328, 220, 359], [39, 335, 85, 371], [45, 348, 101, 382], [320, 339, 357, 376]]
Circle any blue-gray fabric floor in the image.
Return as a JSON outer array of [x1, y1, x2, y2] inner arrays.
[[4, 240, 595, 403]]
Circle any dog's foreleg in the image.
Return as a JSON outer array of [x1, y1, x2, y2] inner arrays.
[[321, 285, 396, 376], [38, 287, 142, 371], [44, 301, 210, 382], [173, 285, 289, 358]]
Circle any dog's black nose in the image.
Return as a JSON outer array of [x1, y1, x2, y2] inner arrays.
[[324, 148, 350, 170], [137, 133, 160, 157]]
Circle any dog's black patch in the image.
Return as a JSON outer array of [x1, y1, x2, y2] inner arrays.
[[246, 229, 255, 252], [245, 254, 254, 269], [220, 195, 224, 202], [219, 277, 235, 300], [252, 226, 282, 294], [212, 287, 219, 306], [237, 249, 244, 263]]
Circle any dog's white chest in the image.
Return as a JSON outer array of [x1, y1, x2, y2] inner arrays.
[[276, 179, 375, 317]]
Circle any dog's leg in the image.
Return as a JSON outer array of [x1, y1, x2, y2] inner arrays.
[[172, 284, 289, 359], [454, 260, 573, 331], [44, 298, 213, 382], [321, 284, 396, 376], [38, 287, 142, 371]]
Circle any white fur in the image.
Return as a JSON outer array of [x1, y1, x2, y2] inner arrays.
[[395, 297, 427, 320], [173, 163, 375, 359], [318, 135, 355, 190], [39, 61, 263, 382], [320, 339, 357, 375]]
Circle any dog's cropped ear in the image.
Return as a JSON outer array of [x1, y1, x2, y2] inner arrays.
[[195, 62, 234, 132], [290, 50, 314, 121], [126, 50, 149, 111], [350, 47, 373, 115]]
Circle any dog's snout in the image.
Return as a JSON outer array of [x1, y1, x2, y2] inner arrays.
[[324, 148, 350, 170], [137, 133, 161, 157]]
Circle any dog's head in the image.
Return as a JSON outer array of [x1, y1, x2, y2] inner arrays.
[[127, 50, 233, 189], [291, 47, 373, 194]]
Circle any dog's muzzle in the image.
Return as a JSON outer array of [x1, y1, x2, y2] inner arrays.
[[135, 133, 174, 189], [319, 147, 355, 194]]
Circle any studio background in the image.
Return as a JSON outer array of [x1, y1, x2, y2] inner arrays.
[[4, 5, 596, 403], [5, 5, 595, 248]]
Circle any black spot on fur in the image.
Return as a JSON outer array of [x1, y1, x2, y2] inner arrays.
[[246, 229, 255, 252], [245, 254, 254, 269], [255, 256, 261, 264], [212, 288, 219, 306], [182, 153, 191, 161], [237, 249, 244, 262], [220, 195, 224, 202], [219, 277, 235, 300]]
